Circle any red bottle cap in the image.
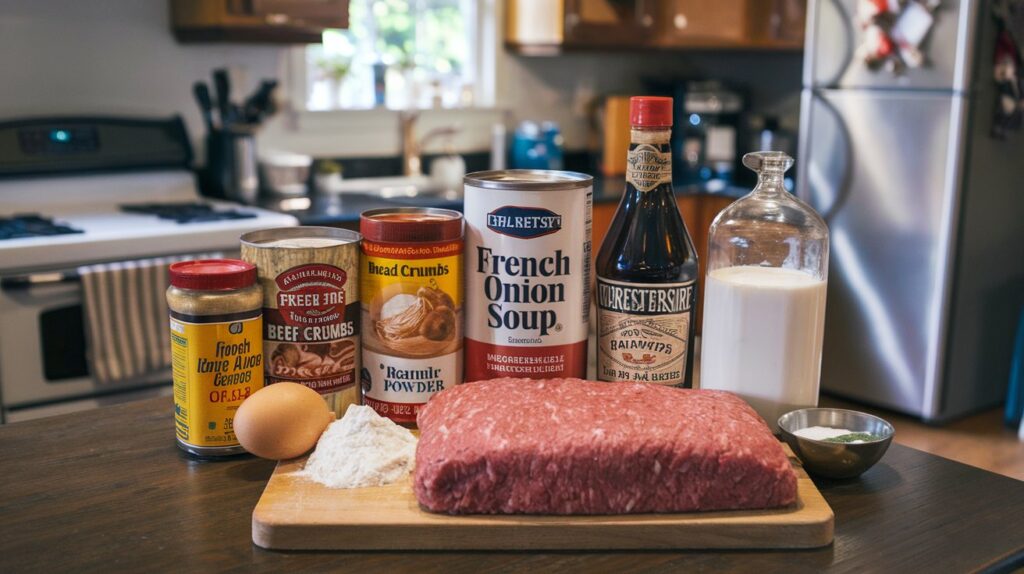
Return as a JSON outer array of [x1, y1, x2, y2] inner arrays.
[[360, 208, 463, 243], [168, 259, 256, 291], [630, 96, 673, 128]]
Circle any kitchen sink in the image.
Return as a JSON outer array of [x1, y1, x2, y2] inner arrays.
[[319, 175, 461, 200]]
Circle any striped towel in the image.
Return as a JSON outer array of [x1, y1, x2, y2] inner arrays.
[[78, 253, 223, 385]]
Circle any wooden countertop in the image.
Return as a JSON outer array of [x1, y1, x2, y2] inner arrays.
[[2, 398, 1023, 572]]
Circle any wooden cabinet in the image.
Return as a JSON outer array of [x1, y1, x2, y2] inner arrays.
[[749, 0, 807, 47], [592, 199, 619, 270], [563, 0, 657, 47], [691, 194, 734, 334], [673, 194, 735, 335], [506, 0, 804, 53], [592, 193, 736, 335], [655, 0, 805, 48], [171, 0, 348, 44], [655, 0, 748, 47]]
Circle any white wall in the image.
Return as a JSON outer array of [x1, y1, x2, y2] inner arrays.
[[0, 0, 802, 159], [0, 0, 287, 148]]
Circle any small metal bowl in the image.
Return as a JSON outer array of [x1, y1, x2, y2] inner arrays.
[[778, 408, 895, 479]]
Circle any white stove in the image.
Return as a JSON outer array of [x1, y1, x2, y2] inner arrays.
[[0, 116, 297, 422], [0, 171, 295, 273]]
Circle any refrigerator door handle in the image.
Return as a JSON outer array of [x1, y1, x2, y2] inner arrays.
[[807, 0, 857, 88], [805, 90, 854, 222]]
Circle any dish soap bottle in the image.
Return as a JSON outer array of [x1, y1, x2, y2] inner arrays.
[[596, 96, 699, 387], [699, 152, 829, 430]]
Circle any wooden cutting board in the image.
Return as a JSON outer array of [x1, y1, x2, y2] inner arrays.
[[252, 446, 834, 551]]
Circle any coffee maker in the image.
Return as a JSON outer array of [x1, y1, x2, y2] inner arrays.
[[644, 80, 746, 189]]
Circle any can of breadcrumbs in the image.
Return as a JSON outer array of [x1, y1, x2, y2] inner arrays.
[[241, 227, 362, 418], [359, 208, 463, 426], [463, 170, 593, 382]]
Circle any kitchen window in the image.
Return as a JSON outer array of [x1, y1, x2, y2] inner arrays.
[[302, 0, 486, 110]]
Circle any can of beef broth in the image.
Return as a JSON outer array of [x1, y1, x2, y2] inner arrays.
[[463, 170, 593, 381], [240, 227, 361, 418], [359, 208, 463, 426]]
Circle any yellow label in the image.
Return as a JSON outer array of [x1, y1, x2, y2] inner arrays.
[[360, 245, 463, 350], [361, 246, 463, 307], [360, 241, 463, 422], [170, 314, 263, 448]]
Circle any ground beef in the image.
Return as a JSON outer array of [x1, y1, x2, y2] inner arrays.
[[413, 378, 797, 515]]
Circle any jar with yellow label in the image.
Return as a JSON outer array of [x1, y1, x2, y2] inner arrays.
[[167, 259, 264, 457]]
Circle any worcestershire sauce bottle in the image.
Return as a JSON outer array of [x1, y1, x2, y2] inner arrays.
[[596, 96, 698, 387]]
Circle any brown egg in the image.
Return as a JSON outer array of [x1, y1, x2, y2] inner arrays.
[[234, 382, 332, 460]]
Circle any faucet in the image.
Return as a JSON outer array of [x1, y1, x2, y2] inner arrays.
[[400, 111, 459, 177]]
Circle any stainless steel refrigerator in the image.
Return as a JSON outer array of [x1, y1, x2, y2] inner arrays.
[[797, 0, 1024, 421]]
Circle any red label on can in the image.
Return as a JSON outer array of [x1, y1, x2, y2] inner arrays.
[[263, 263, 358, 395], [274, 264, 348, 327], [463, 338, 587, 381]]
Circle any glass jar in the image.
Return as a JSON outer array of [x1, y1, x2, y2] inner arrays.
[[699, 152, 829, 431], [166, 259, 264, 457]]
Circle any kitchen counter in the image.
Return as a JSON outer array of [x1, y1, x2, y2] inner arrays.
[[264, 179, 744, 226], [259, 192, 464, 227], [592, 176, 748, 204], [2, 399, 1023, 572]]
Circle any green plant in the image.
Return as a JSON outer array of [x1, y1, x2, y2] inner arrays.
[[317, 55, 352, 83]]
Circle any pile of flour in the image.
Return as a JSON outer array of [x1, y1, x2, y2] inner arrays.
[[300, 405, 417, 489]]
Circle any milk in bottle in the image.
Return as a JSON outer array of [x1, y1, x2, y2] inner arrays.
[[699, 152, 829, 431]]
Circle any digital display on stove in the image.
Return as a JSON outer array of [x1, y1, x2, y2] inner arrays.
[[18, 126, 99, 155]]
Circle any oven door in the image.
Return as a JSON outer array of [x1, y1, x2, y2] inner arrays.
[[0, 270, 170, 421]]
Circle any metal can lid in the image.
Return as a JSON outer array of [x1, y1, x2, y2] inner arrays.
[[463, 169, 593, 191], [360, 207, 463, 243], [169, 259, 256, 291], [239, 226, 362, 248]]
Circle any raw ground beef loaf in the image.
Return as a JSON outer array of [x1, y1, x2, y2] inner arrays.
[[413, 378, 797, 515]]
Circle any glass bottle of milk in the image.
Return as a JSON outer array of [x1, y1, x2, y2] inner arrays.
[[699, 152, 828, 431]]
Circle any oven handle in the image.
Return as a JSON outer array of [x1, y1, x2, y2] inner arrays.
[[1, 271, 80, 289], [2, 251, 224, 290]]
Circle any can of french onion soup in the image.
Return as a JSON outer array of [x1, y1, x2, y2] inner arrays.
[[463, 170, 593, 382], [359, 208, 464, 427]]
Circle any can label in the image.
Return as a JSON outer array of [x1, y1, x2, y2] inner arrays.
[[360, 239, 462, 423], [596, 277, 695, 384], [264, 264, 358, 393], [464, 181, 592, 381], [170, 310, 263, 448], [361, 349, 461, 422]]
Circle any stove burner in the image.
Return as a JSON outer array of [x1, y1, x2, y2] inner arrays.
[[0, 214, 84, 240], [121, 202, 257, 224]]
